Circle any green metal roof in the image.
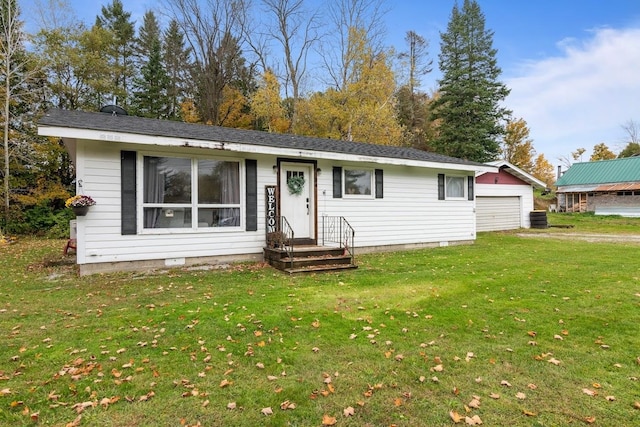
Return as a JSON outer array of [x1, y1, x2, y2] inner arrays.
[[555, 156, 640, 186]]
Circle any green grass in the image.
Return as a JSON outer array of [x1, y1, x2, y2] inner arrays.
[[1, 213, 639, 426], [545, 211, 640, 234]]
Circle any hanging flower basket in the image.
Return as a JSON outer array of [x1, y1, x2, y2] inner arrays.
[[72, 206, 90, 216], [66, 195, 96, 216], [287, 175, 306, 196]]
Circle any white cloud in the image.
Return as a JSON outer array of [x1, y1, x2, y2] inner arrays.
[[505, 27, 640, 164]]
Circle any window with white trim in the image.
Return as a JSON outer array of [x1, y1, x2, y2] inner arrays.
[[344, 168, 373, 196], [438, 174, 471, 200], [142, 156, 241, 229], [446, 176, 465, 198]]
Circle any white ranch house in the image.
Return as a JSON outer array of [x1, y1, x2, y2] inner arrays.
[[39, 108, 496, 275]]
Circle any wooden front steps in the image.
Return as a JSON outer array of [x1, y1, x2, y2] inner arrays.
[[264, 245, 357, 274]]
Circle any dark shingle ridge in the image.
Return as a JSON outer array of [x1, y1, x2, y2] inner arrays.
[[40, 108, 484, 167]]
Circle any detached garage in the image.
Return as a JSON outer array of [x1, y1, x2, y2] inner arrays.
[[476, 161, 547, 232]]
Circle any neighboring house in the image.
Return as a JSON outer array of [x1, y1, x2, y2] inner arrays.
[[38, 108, 495, 275], [555, 156, 640, 217], [475, 160, 547, 231]]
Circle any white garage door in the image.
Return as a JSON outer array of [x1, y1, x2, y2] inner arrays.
[[476, 196, 521, 232]]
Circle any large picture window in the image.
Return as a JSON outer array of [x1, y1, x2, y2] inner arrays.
[[143, 156, 241, 229], [344, 169, 372, 196]]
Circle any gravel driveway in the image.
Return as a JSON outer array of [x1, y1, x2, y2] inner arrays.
[[516, 232, 640, 244]]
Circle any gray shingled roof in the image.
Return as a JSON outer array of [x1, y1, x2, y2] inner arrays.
[[39, 108, 485, 167]]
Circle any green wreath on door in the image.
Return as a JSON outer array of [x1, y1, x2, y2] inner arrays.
[[287, 175, 306, 195]]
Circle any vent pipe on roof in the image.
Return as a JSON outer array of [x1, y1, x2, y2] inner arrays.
[[99, 105, 128, 116], [557, 165, 562, 180]]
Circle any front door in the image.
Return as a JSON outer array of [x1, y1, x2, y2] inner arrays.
[[280, 162, 314, 240]]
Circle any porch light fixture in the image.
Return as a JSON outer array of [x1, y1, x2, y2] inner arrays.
[[272, 165, 277, 173]]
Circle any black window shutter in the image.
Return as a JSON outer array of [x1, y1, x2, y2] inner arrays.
[[467, 176, 474, 201], [375, 169, 383, 199], [245, 159, 258, 231], [437, 173, 445, 200], [333, 167, 342, 198], [121, 150, 137, 235]]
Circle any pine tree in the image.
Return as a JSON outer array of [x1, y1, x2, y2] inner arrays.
[[131, 37, 170, 119], [163, 20, 191, 121], [94, 0, 136, 107], [131, 11, 170, 119], [431, 0, 510, 162]]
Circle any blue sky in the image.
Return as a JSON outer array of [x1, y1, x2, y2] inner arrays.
[[21, 0, 640, 166]]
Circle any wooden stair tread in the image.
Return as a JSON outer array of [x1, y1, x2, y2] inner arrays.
[[284, 264, 358, 274]]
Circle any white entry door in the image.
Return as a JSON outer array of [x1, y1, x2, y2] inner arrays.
[[280, 163, 314, 239]]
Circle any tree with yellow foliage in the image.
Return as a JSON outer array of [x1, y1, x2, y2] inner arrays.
[[531, 154, 555, 187], [251, 70, 290, 133], [502, 118, 535, 172], [294, 28, 402, 145], [590, 142, 616, 161]]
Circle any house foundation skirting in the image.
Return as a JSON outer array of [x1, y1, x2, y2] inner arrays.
[[77, 239, 474, 276], [355, 240, 474, 255], [78, 253, 263, 276]]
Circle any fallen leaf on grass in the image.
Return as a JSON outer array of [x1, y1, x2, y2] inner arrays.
[[465, 415, 482, 425], [280, 400, 296, 410], [65, 415, 82, 427], [227, 402, 236, 410], [343, 406, 355, 417], [449, 410, 463, 423], [548, 358, 561, 366], [468, 397, 481, 408], [582, 388, 597, 397], [605, 396, 615, 401], [72, 401, 96, 414], [523, 409, 536, 416], [489, 393, 500, 400], [633, 401, 640, 409], [500, 380, 512, 387], [219, 379, 232, 388], [322, 414, 337, 425], [261, 407, 273, 416], [584, 416, 596, 424], [516, 392, 526, 400]]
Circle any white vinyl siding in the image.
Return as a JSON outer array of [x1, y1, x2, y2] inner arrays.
[[318, 162, 476, 247], [75, 141, 271, 266]]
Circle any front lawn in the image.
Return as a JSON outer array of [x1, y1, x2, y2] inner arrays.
[[1, 219, 639, 426]]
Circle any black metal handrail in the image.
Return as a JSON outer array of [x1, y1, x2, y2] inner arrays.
[[322, 216, 355, 265], [266, 216, 294, 269], [280, 216, 294, 269]]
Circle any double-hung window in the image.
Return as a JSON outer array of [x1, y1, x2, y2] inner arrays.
[[438, 174, 473, 200], [344, 168, 373, 196], [446, 176, 465, 198], [142, 156, 241, 229]]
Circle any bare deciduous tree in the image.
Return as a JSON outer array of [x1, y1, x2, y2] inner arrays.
[[261, 0, 321, 101], [320, 0, 388, 90], [164, 0, 250, 125], [1, 0, 39, 231]]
